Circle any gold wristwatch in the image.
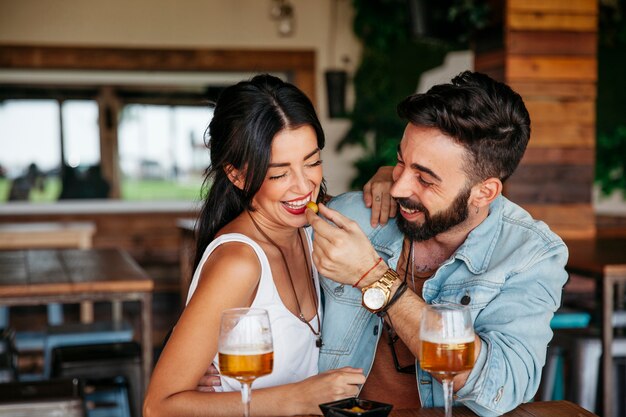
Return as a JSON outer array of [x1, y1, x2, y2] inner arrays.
[[361, 268, 400, 313]]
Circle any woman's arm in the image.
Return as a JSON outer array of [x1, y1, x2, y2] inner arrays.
[[144, 241, 365, 417]]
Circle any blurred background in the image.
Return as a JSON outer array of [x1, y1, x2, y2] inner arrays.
[[2, 0, 626, 324], [1, 1, 626, 414]]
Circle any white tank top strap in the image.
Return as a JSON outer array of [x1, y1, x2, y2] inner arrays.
[[185, 233, 273, 306]]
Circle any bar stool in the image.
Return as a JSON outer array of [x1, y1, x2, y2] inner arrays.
[[544, 326, 626, 415], [541, 308, 592, 400], [42, 321, 134, 379], [2, 305, 65, 352], [52, 341, 142, 417]]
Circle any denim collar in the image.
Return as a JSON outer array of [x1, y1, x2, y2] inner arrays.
[[367, 195, 506, 275], [452, 194, 504, 274]]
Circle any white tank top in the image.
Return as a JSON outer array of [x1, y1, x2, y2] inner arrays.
[[186, 229, 321, 392]]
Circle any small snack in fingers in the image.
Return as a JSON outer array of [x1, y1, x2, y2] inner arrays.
[[306, 201, 319, 214]]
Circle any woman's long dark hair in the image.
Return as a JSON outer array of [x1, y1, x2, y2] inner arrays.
[[193, 74, 327, 270]]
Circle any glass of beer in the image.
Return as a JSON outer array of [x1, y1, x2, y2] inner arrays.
[[420, 304, 475, 417], [218, 308, 274, 417]]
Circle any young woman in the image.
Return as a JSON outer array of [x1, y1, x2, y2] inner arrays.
[[144, 75, 365, 417]]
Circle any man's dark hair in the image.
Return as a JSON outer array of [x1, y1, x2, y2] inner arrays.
[[397, 71, 531, 183]]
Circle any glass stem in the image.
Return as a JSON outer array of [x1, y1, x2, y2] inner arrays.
[[442, 378, 454, 417], [241, 382, 252, 417]]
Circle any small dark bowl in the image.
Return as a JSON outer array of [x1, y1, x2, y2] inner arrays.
[[319, 398, 393, 417]]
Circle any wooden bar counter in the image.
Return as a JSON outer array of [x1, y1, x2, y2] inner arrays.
[[389, 400, 596, 416]]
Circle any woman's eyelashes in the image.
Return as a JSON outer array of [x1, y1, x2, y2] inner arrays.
[[268, 173, 287, 180], [267, 160, 322, 181]]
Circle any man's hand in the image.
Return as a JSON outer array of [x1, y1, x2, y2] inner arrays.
[[363, 166, 397, 227], [306, 203, 382, 286], [196, 363, 221, 392]]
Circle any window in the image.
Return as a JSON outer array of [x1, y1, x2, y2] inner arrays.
[[0, 85, 214, 203], [118, 104, 212, 201], [0, 99, 104, 202], [0, 99, 61, 202]]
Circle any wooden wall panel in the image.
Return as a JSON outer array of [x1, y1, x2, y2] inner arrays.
[[521, 148, 595, 165], [508, 81, 596, 99], [505, 164, 593, 203], [527, 124, 594, 148], [508, 31, 597, 55], [507, 56, 597, 81], [474, 49, 505, 81], [508, 13, 596, 31], [525, 99, 595, 124], [493, 0, 598, 237], [523, 204, 596, 238], [508, 0, 598, 14]]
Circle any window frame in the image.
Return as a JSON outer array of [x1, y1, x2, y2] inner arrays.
[[0, 45, 316, 200]]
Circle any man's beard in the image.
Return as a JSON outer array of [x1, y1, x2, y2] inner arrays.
[[396, 185, 472, 242]]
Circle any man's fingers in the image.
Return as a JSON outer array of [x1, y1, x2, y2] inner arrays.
[[198, 375, 221, 386], [306, 206, 339, 238], [369, 194, 382, 228], [363, 181, 373, 208], [378, 191, 391, 225]]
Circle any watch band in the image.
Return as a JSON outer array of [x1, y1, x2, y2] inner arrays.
[[376, 268, 400, 290], [377, 280, 408, 318]]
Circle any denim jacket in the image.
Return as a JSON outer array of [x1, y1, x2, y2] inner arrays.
[[318, 192, 568, 417]]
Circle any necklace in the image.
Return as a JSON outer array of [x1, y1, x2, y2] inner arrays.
[[247, 212, 323, 348], [410, 239, 416, 291], [407, 239, 435, 293]]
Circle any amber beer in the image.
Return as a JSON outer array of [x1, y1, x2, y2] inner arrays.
[[219, 348, 274, 383], [420, 338, 474, 375]]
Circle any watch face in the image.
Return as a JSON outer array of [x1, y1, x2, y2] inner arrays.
[[363, 288, 386, 310]]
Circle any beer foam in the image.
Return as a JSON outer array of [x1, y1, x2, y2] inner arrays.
[[219, 345, 273, 355], [421, 334, 475, 344]]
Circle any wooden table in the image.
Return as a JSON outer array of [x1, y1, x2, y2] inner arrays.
[[0, 221, 98, 322], [309, 400, 596, 417], [0, 221, 96, 250], [0, 248, 154, 393], [564, 237, 626, 417]]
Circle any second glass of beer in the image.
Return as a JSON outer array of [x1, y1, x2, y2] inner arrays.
[[420, 304, 475, 417], [218, 308, 274, 417]]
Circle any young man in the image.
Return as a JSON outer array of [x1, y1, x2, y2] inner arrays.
[[306, 71, 568, 416]]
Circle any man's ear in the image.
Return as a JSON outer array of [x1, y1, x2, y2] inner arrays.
[[224, 164, 245, 190], [471, 177, 502, 209]]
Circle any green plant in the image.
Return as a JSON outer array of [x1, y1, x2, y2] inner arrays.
[[596, 126, 626, 196], [596, 0, 626, 197], [338, 0, 489, 189]]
